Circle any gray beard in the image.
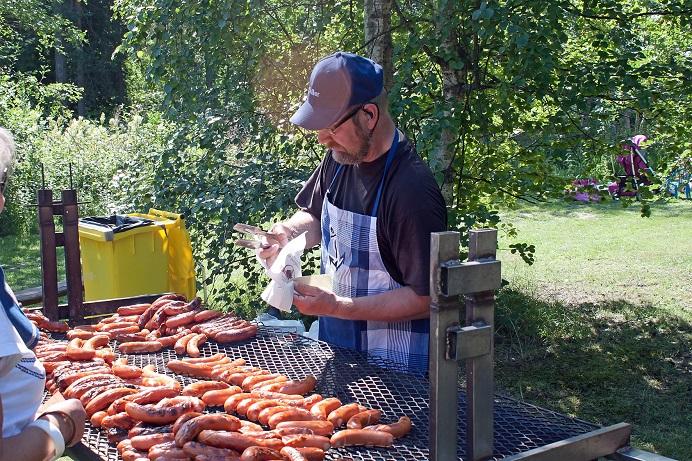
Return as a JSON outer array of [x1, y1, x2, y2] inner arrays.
[[332, 123, 372, 165]]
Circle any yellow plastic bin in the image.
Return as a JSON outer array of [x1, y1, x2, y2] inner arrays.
[[128, 209, 196, 301], [78, 210, 196, 301]]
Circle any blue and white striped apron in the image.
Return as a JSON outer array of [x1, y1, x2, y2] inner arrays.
[[319, 130, 429, 373]]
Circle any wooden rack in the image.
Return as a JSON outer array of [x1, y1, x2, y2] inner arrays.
[[37, 186, 162, 324]]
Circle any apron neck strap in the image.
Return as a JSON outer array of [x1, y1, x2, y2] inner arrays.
[[370, 128, 399, 216]]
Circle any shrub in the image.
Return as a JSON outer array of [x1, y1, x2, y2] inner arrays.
[[0, 73, 172, 235]]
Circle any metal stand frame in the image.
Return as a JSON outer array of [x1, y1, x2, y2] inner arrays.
[[36, 185, 165, 324], [428, 230, 676, 461]]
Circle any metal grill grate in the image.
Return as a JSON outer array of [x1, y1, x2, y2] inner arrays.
[[50, 326, 597, 460]]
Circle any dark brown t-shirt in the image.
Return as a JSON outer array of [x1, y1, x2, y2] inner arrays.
[[295, 132, 447, 296]]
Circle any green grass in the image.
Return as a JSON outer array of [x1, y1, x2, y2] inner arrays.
[[0, 233, 65, 290], [495, 199, 691, 460]]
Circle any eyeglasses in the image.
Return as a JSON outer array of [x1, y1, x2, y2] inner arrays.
[[324, 105, 364, 136], [0, 167, 7, 195]]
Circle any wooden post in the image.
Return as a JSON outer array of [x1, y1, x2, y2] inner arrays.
[[38, 189, 59, 320], [61, 189, 83, 323]]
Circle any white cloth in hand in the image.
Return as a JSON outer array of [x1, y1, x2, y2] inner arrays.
[[259, 232, 307, 311]]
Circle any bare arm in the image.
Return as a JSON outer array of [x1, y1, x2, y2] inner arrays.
[[0, 396, 65, 461], [279, 210, 322, 249], [293, 284, 429, 322], [257, 210, 322, 266]]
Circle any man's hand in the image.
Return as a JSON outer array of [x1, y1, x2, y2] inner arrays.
[[255, 222, 293, 268], [293, 282, 344, 317]]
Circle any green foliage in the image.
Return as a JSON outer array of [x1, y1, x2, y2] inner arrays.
[[393, 0, 690, 221], [110, 0, 359, 311], [0, 0, 84, 62], [0, 73, 171, 235], [106, 0, 692, 318]]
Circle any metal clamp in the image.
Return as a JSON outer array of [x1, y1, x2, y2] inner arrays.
[[440, 259, 502, 296], [447, 323, 492, 361]]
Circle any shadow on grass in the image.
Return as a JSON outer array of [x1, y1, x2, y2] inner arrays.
[[494, 288, 691, 460]]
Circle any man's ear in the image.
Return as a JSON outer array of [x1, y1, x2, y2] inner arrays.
[[363, 103, 379, 129]]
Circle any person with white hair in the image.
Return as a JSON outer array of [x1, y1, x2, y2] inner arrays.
[[0, 127, 86, 461]]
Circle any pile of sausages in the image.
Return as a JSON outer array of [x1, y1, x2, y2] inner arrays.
[[24, 309, 69, 334], [31, 297, 413, 460], [62, 295, 257, 357], [41, 353, 183, 445], [39, 351, 411, 460], [35, 334, 116, 376], [160, 353, 412, 460]]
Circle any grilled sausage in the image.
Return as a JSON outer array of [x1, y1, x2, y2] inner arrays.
[[309, 398, 342, 420], [268, 408, 317, 429], [167, 359, 216, 378], [280, 446, 309, 461], [330, 428, 394, 447], [245, 400, 281, 421], [213, 324, 258, 343], [100, 412, 138, 430], [146, 440, 187, 459], [293, 447, 325, 461], [194, 309, 223, 323], [223, 393, 254, 413], [241, 373, 286, 390], [186, 333, 208, 358], [130, 432, 174, 451], [202, 386, 243, 406], [174, 413, 241, 447], [174, 332, 197, 355], [275, 420, 334, 437], [90, 410, 107, 427], [240, 446, 282, 461], [156, 330, 190, 348], [197, 430, 283, 451], [117, 303, 150, 316], [182, 440, 241, 459], [65, 338, 96, 360], [363, 415, 412, 438], [125, 396, 205, 424], [165, 309, 198, 328], [109, 387, 179, 415], [112, 358, 143, 379], [281, 434, 331, 450], [172, 411, 203, 435], [327, 403, 367, 428], [84, 387, 139, 416], [118, 340, 163, 354], [127, 423, 174, 438], [182, 380, 230, 397], [182, 353, 233, 364], [346, 409, 381, 429]]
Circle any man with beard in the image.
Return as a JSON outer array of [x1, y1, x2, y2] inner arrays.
[[258, 51, 446, 373]]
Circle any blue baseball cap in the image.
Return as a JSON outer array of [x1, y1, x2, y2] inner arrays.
[[290, 51, 384, 130]]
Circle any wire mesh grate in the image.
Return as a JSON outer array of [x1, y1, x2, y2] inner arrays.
[[47, 326, 598, 460]]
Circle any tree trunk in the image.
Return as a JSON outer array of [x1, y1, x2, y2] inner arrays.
[[73, 0, 85, 116], [364, 0, 393, 92], [55, 44, 67, 83], [430, 5, 468, 205], [53, 1, 67, 83]]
